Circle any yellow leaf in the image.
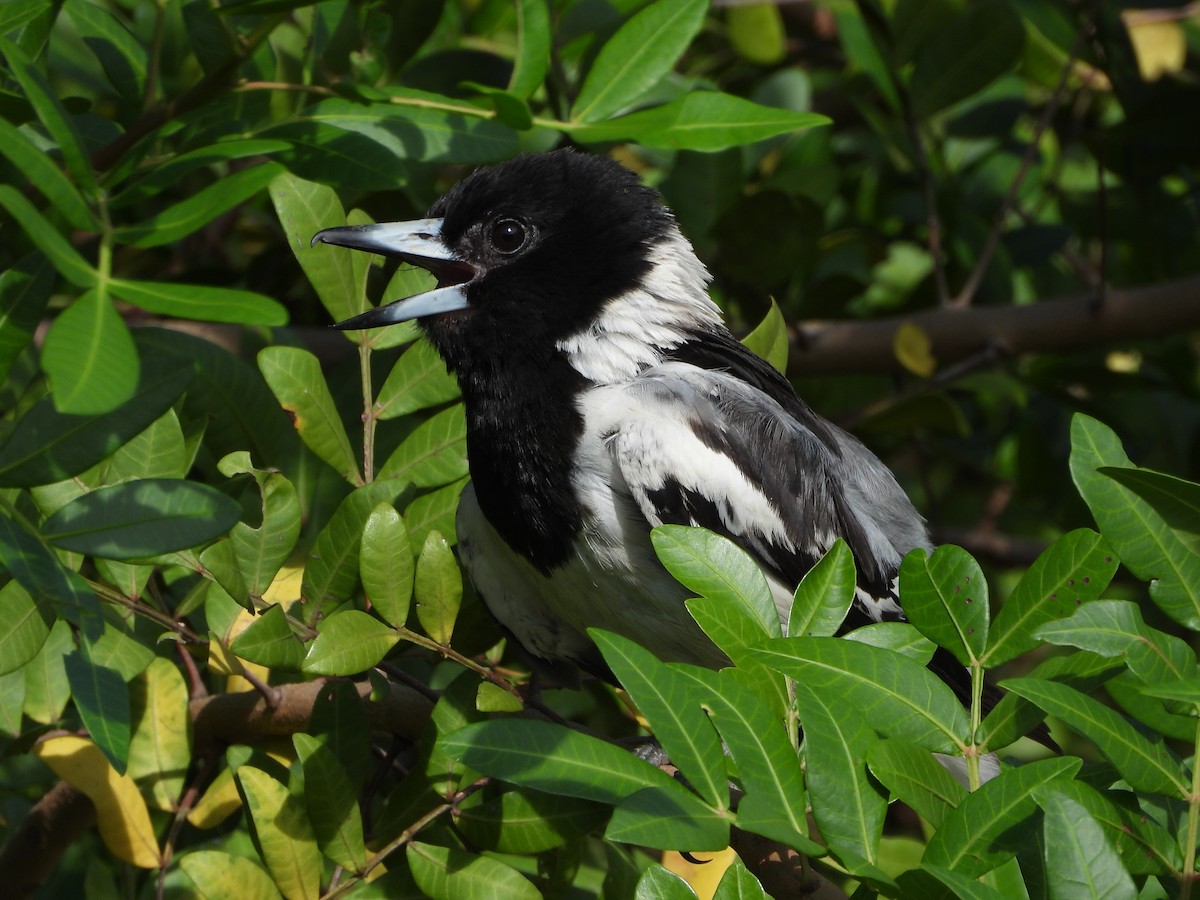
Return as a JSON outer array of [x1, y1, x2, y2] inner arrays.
[[238, 766, 321, 900], [893, 321, 936, 378], [128, 657, 191, 811], [261, 564, 304, 605], [210, 609, 273, 690], [34, 735, 161, 868], [663, 847, 736, 900], [1122, 11, 1187, 81], [188, 768, 242, 829]]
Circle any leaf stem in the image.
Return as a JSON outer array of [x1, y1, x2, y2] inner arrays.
[[360, 343, 375, 482], [1182, 716, 1200, 899], [967, 663, 984, 791]]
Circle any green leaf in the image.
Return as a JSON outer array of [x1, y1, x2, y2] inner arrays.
[[712, 858, 769, 900], [360, 502, 413, 628], [740, 297, 789, 374], [65, 0, 147, 105], [476, 682, 523, 713], [592, 630, 729, 810], [179, 851, 281, 900], [0, 580, 53, 676], [728, 3, 786, 65], [569, 92, 830, 152], [0, 342, 191, 487], [984, 529, 1118, 667], [258, 346, 360, 484], [898, 545, 988, 666], [1069, 413, 1200, 631], [1036, 788, 1136, 900], [113, 139, 290, 208], [652, 525, 779, 639], [293, 733, 366, 872], [65, 652, 130, 775], [634, 866, 695, 900], [109, 279, 287, 326], [1002, 677, 1188, 797], [308, 681, 371, 791], [414, 530, 462, 645], [464, 82, 534, 130], [606, 782, 729, 851], [41, 478, 241, 559], [378, 405, 468, 487], [80, 616, 154, 681], [41, 288, 139, 415], [236, 767, 321, 900], [923, 757, 1081, 877], [897, 865, 1007, 900], [866, 739, 966, 829], [509, 0, 550, 99], [302, 609, 398, 676], [22, 618, 72, 724], [1033, 599, 1147, 658], [406, 842, 539, 900], [844, 621, 936, 663], [456, 789, 607, 854], [373, 337, 460, 420], [0, 118, 98, 231], [793, 683, 886, 869], [0, 253, 53, 385], [127, 657, 191, 812], [572, 0, 708, 123], [229, 604, 305, 671], [1099, 466, 1200, 543], [747, 637, 969, 752], [0, 185, 95, 287], [909, 0, 1025, 116], [220, 456, 301, 598], [404, 477, 468, 553], [0, 35, 97, 194], [0, 513, 103, 639]]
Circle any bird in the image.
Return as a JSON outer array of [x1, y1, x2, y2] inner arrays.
[[310, 148, 960, 696]]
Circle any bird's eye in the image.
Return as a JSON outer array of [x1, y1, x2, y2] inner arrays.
[[490, 218, 527, 254]]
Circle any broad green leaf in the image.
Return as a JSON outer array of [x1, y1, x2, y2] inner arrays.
[[414, 530, 462, 645], [897, 865, 1007, 900], [378, 405, 468, 487], [110, 280, 287, 326], [740, 298, 790, 374], [685, 594, 789, 713], [866, 739, 966, 829], [787, 539, 855, 637], [0, 253, 53, 385], [293, 734, 366, 872], [373, 337, 460, 420], [406, 842, 539, 900], [0, 118, 98, 230], [236, 767, 321, 900], [606, 782, 729, 850], [403, 477, 468, 553], [1140, 678, 1200, 704], [0, 670, 23, 739], [302, 479, 410, 622], [65, 0, 147, 105], [262, 121, 414, 193], [0, 580, 53, 675], [229, 604, 305, 671], [42, 288, 138, 414], [0, 185, 95, 287], [572, 0, 708, 123], [844, 621, 936, 663], [200, 539, 250, 611], [114, 163, 283, 247], [509, 0, 551, 99], [103, 408, 188, 482], [652, 526, 779, 638], [179, 851, 281, 900], [793, 683, 886, 869], [0, 340, 191, 487], [476, 682, 523, 713], [360, 502, 413, 627], [634, 866, 695, 900], [127, 657, 191, 812], [1099, 466, 1200, 543], [42, 478, 241, 559], [259, 346, 359, 484], [23, 618, 73, 723], [0, 513, 103, 639], [569, 92, 829, 152], [909, 0, 1025, 115], [923, 757, 1080, 877], [308, 681, 371, 791], [1033, 600, 1147, 658], [728, 3, 786, 65], [464, 82, 535, 131], [0, 35, 97, 193], [898, 545, 988, 666], [269, 171, 368, 325], [592, 630, 729, 810], [1069, 413, 1200, 630], [456, 789, 607, 854], [80, 616, 154, 681], [220, 454, 301, 597], [984, 529, 1118, 666], [712, 857, 769, 900], [65, 652, 131, 774], [747, 637, 969, 751], [113, 139, 290, 207], [303, 610, 398, 675], [1036, 788, 1136, 900], [1002, 677, 1188, 797]]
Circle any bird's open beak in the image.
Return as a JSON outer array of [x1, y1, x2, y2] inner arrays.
[[310, 218, 477, 330]]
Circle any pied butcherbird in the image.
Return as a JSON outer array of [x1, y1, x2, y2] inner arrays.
[[312, 149, 960, 695]]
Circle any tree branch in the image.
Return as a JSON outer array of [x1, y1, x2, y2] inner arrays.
[[788, 275, 1200, 377]]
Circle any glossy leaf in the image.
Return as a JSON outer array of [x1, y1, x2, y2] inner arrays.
[[34, 735, 161, 867], [302, 610, 398, 675], [509, 0, 550, 99], [221, 454, 301, 597], [634, 866, 695, 900], [360, 502, 413, 627], [740, 297, 790, 374], [259, 346, 359, 484], [1037, 788, 1136, 900], [787, 539, 855, 637], [127, 657, 191, 812], [898, 544, 988, 666], [373, 337, 460, 421], [0, 513, 103, 639], [42, 478, 241, 559], [80, 617, 154, 682], [1099, 466, 1200, 541], [456, 788, 607, 854], [984, 529, 1117, 666], [572, 0, 708, 123], [0, 184, 95, 287], [179, 851, 281, 900], [404, 477, 468, 553], [293, 733, 366, 872], [844, 621, 936, 663], [0, 580, 53, 675], [21, 618, 72, 724], [110, 279, 287, 326], [923, 757, 1080, 877], [114, 139, 289, 207], [406, 841, 539, 900], [866, 739, 966, 829], [414, 530, 462, 645], [0, 117, 98, 230], [378, 404, 468, 487], [65, 652, 130, 774], [229, 603, 305, 671], [42, 288, 138, 415], [236, 766, 321, 900]]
